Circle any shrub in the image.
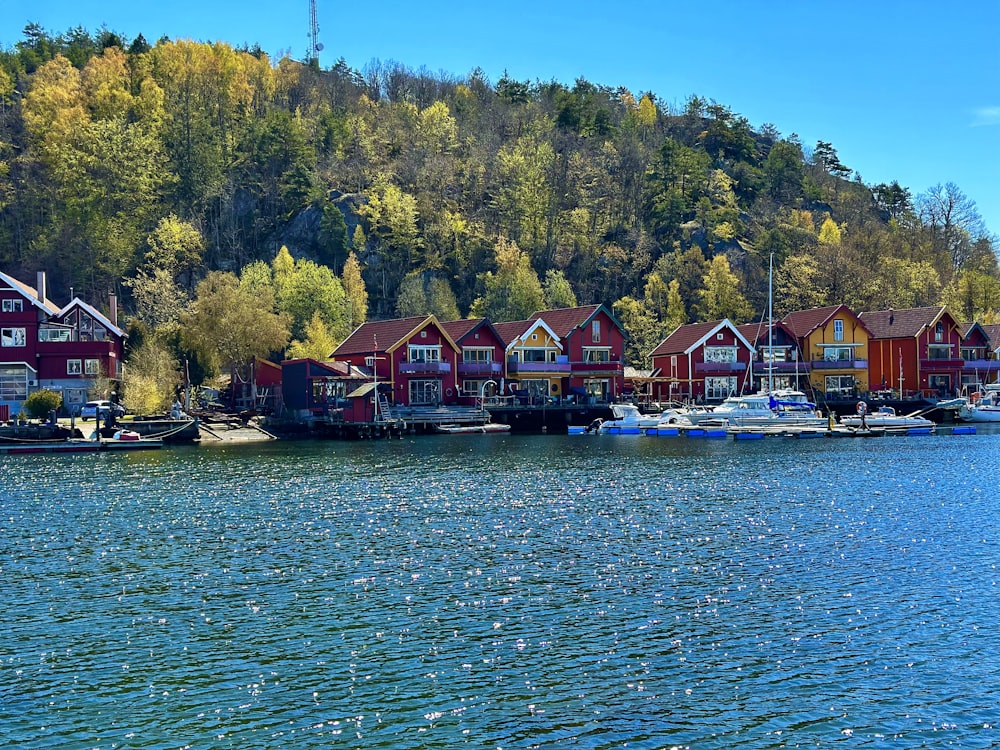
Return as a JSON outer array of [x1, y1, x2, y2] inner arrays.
[[23, 389, 63, 419]]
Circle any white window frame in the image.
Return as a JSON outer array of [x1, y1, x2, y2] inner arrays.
[[833, 319, 844, 342], [67, 359, 82, 375], [592, 319, 600, 342], [705, 376, 737, 399], [85, 358, 101, 375], [408, 345, 441, 363], [2, 299, 23, 313], [583, 347, 610, 363], [462, 347, 493, 363], [1, 327, 25, 347]]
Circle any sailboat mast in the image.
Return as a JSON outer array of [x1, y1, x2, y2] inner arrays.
[[767, 254, 774, 394]]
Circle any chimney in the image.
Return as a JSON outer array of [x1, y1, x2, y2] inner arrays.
[[109, 292, 118, 327], [36, 271, 47, 304]]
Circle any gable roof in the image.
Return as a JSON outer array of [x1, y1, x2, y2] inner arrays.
[[503, 318, 563, 352], [858, 306, 952, 339], [529, 304, 612, 338], [333, 315, 459, 356], [781, 304, 867, 339], [440, 317, 502, 345], [492, 319, 533, 346], [981, 324, 1000, 348], [0, 270, 60, 315], [58, 297, 124, 338], [960, 321, 989, 343], [650, 319, 754, 357], [736, 320, 799, 347]]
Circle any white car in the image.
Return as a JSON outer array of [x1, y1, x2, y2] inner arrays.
[[80, 400, 112, 421]]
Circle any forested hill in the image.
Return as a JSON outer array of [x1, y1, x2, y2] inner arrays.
[[1, 26, 998, 368]]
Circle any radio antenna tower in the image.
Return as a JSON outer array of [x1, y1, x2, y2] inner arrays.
[[308, 0, 323, 65]]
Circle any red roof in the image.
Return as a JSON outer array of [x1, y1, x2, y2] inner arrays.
[[334, 315, 457, 356], [858, 306, 948, 339], [650, 320, 726, 356], [981, 324, 1000, 347], [780, 305, 859, 339], [736, 320, 796, 346], [492, 319, 533, 346], [529, 304, 602, 337]]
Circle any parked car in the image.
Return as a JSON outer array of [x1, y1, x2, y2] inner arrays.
[[80, 400, 112, 421]]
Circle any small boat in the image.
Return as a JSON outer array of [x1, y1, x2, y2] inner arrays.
[[943, 387, 1000, 423], [434, 422, 511, 434], [840, 405, 935, 430], [594, 403, 660, 434], [686, 392, 828, 429]]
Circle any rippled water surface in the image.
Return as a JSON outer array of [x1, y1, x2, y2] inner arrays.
[[3, 431, 1000, 748]]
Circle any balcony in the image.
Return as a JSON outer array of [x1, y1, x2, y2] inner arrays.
[[694, 361, 748, 374], [506, 359, 572, 376], [919, 358, 965, 369], [570, 360, 623, 376], [962, 358, 1000, 372], [457, 361, 503, 377], [811, 359, 867, 370], [399, 360, 452, 375], [753, 361, 811, 374]]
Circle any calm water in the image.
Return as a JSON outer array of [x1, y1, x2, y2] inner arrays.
[[3, 430, 1000, 749]]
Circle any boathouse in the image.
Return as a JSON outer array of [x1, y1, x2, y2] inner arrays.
[[958, 322, 999, 391], [332, 315, 461, 407], [528, 304, 626, 403], [782, 305, 871, 400], [648, 319, 756, 403], [440, 318, 506, 405], [737, 320, 810, 393], [860, 306, 963, 398], [0, 270, 125, 419]]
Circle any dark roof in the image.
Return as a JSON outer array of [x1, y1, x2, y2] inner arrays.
[[440, 317, 503, 346], [858, 306, 948, 339], [492, 319, 533, 346], [780, 305, 856, 338], [334, 315, 451, 356], [529, 304, 602, 337], [981, 324, 1000, 347], [650, 320, 726, 357], [736, 320, 796, 346]]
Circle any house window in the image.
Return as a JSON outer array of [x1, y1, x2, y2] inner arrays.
[[833, 319, 844, 341], [67, 359, 83, 375], [583, 379, 607, 399], [592, 320, 600, 342], [1, 328, 25, 347], [462, 379, 490, 396], [583, 348, 610, 363], [704, 346, 737, 363], [825, 375, 855, 397], [2, 299, 23, 313], [39, 326, 73, 342], [463, 348, 493, 363], [420, 330, 427, 338], [408, 379, 441, 405], [823, 347, 853, 362], [0, 365, 29, 400], [935, 323, 944, 342], [408, 345, 441, 363], [928, 374, 951, 394], [364, 356, 375, 367], [85, 359, 101, 375], [961, 347, 977, 360], [705, 376, 737, 399], [927, 346, 951, 361]]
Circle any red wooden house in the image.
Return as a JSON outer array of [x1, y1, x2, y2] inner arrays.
[[649, 319, 756, 403], [440, 318, 506, 404], [280, 358, 370, 420], [528, 304, 626, 402], [332, 315, 461, 406], [859, 306, 964, 398], [736, 320, 810, 393], [1, 270, 124, 418], [959, 322, 1000, 390]]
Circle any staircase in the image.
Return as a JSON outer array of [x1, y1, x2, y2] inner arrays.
[[376, 393, 394, 421]]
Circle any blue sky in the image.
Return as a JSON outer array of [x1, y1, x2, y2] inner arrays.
[[7, 1, 999, 237]]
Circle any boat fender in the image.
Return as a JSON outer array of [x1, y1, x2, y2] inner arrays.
[[445, 388, 453, 397], [586, 418, 603, 433]]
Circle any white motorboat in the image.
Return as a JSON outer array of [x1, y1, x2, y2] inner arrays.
[[591, 403, 660, 433], [949, 387, 1000, 423], [840, 405, 934, 430], [685, 391, 828, 428]]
